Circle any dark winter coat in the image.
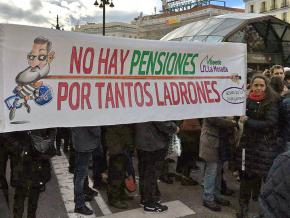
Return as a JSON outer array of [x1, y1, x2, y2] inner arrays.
[[279, 92, 290, 147], [199, 117, 236, 162], [178, 119, 201, 144], [236, 97, 282, 177], [135, 121, 177, 152], [104, 124, 134, 156], [71, 126, 102, 152], [12, 131, 52, 188], [0, 133, 5, 145], [259, 151, 290, 218]]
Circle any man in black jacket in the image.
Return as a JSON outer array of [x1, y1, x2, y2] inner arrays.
[[259, 150, 290, 218]]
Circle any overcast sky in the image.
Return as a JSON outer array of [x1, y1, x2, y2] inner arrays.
[[0, 0, 245, 30]]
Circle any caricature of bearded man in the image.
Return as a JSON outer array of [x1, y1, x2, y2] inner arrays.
[[9, 36, 55, 120]]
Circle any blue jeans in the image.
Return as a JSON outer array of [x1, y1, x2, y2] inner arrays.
[[74, 151, 91, 208], [203, 161, 222, 202]]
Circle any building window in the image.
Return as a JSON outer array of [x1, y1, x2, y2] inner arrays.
[[261, 2, 266, 12], [283, 12, 287, 21], [281, 0, 288, 7], [271, 0, 276, 10], [250, 5, 254, 13]]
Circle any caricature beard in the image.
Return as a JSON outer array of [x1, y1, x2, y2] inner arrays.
[[15, 64, 50, 85]]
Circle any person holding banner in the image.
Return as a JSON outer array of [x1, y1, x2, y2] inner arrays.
[[236, 74, 282, 218], [71, 126, 102, 216], [135, 121, 179, 214], [0, 132, 23, 206], [199, 117, 237, 211], [105, 124, 135, 209], [12, 129, 55, 218], [0, 133, 10, 205]]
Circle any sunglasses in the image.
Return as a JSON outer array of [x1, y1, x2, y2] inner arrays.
[[27, 54, 48, 61]]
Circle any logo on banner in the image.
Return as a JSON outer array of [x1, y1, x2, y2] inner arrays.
[[200, 55, 228, 73], [4, 36, 55, 122], [222, 87, 245, 104]]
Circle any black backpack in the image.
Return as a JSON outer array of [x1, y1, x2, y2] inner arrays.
[[29, 128, 57, 158]]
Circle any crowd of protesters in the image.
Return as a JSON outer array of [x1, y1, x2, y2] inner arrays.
[[0, 64, 290, 218]]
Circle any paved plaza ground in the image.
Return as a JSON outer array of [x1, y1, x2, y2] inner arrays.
[[0, 152, 260, 218]]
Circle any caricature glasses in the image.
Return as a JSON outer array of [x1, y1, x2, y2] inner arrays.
[[27, 54, 48, 61]]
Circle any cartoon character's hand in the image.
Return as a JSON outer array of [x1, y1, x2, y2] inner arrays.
[[239, 116, 248, 123], [15, 86, 22, 92], [34, 89, 40, 98], [33, 81, 43, 87], [230, 74, 241, 84]]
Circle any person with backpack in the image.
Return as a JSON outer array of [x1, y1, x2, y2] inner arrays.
[[13, 128, 56, 218]]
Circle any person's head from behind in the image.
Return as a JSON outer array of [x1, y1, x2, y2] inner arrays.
[[270, 76, 284, 95], [284, 69, 290, 86], [263, 69, 271, 78], [270, 65, 285, 80]]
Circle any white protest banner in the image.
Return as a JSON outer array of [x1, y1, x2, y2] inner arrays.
[[0, 24, 246, 132]]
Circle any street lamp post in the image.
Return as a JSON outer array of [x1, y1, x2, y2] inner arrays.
[[52, 15, 64, 30], [94, 0, 115, 36], [55, 15, 61, 30]]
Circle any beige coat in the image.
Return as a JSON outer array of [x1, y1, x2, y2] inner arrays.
[[199, 117, 236, 162]]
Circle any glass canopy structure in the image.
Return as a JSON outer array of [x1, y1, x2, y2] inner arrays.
[[161, 13, 290, 70]]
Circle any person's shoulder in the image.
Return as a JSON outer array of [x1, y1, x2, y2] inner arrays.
[[273, 151, 290, 168], [282, 91, 290, 100], [281, 150, 290, 159]]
